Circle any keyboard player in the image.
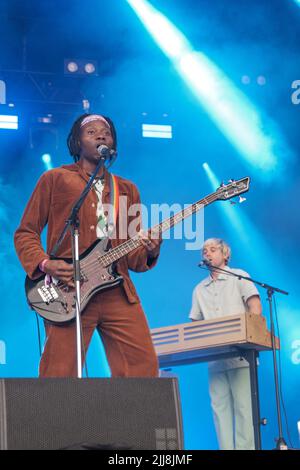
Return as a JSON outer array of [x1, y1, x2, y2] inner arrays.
[[189, 238, 262, 450]]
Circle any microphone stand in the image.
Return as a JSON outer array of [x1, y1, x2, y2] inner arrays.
[[50, 155, 107, 378], [199, 262, 289, 449]]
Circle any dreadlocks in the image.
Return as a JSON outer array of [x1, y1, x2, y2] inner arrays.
[[67, 113, 118, 162]]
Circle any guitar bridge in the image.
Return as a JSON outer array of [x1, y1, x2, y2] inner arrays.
[[37, 285, 59, 304]]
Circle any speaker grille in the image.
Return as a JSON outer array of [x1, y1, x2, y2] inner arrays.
[[1, 378, 183, 450]]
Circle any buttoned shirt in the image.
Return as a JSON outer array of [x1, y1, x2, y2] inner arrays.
[[92, 178, 109, 239], [189, 267, 260, 371]]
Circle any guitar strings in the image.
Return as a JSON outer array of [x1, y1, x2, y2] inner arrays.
[[53, 192, 225, 287], [76, 196, 215, 276]]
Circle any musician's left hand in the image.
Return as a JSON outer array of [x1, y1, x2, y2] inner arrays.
[[139, 229, 162, 258]]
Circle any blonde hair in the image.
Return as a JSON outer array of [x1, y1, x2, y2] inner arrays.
[[203, 238, 231, 265]]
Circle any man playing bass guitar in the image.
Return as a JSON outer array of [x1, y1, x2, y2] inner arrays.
[[14, 113, 162, 378]]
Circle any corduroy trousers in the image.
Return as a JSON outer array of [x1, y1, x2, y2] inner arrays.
[[39, 286, 158, 378]]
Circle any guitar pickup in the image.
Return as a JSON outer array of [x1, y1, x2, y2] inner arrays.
[[38, 285, 59, 303]]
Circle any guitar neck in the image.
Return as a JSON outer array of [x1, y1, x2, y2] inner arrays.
[[100, 192, 218, 266]]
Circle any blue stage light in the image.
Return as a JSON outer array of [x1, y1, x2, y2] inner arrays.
[[127, 0, 293, 178], [202, 161, 286, 280], [0, 115, 18, 130], [142, 124, 172, 139], [41, 153, 53, 170]]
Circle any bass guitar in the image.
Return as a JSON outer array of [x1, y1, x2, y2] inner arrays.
[[25, 177, 250, 323]]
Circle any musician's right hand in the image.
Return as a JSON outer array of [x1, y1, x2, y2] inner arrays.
[[43, 260, 74, 287]]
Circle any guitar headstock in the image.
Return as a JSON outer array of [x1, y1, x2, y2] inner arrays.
[[216, 177, 250, 201]]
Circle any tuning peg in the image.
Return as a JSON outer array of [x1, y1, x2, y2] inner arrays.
[[219, 181, 225, 187], [228, 178, 235, 183], [239, 196, 246, 203]]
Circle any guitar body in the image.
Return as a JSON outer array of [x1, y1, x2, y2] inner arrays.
[[25, 238, 123, 324]]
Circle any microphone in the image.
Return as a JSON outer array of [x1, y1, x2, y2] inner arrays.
[[97, 145, 116, 159], [198, 259, 212, 267]]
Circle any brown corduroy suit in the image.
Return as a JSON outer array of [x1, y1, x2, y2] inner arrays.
[[14, 160, 159, 377]]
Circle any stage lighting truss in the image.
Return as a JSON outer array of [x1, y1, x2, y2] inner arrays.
[[29, 125, 58, 151]]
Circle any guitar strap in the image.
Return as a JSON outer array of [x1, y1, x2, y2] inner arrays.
[[107, 173, 119, 238]]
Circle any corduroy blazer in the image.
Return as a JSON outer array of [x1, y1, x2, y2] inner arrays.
[[14, 160, 159, 304]]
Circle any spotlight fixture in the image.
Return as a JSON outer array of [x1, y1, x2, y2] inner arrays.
[[0, 112, 18, 130], [67, 62, 79, 73], [84, 63, 96, 74], [64, 59, 98, 76], [241, 75, 251, 85], [257, 76, 266, 86], [241, 75, 267, 86], [142, 124, 172, 139], [37, 114, 53, 124]]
